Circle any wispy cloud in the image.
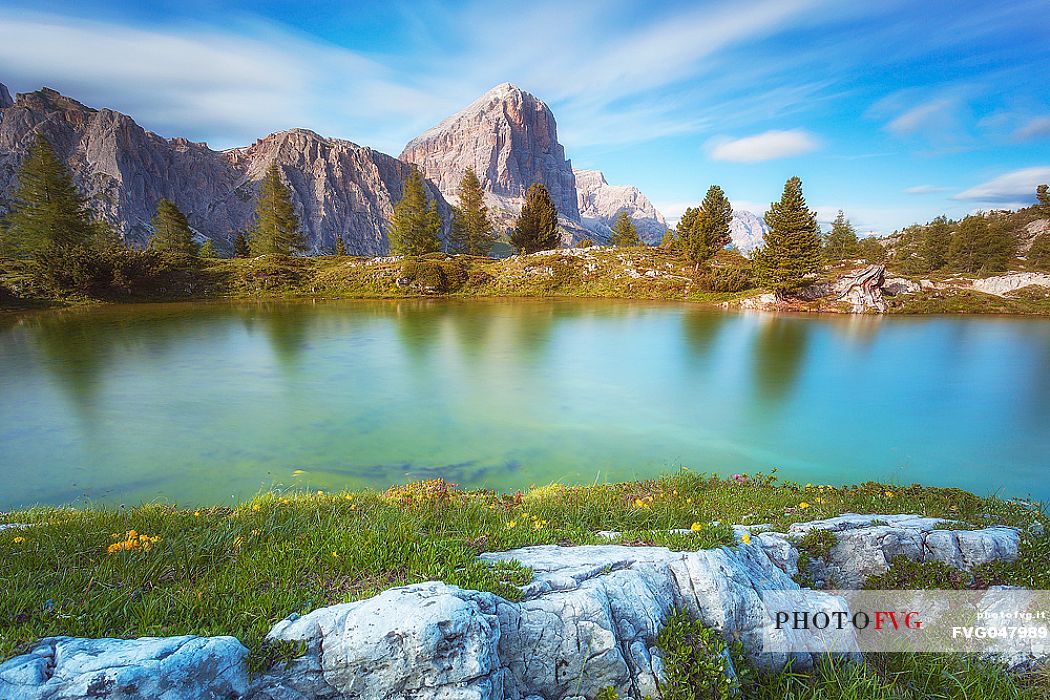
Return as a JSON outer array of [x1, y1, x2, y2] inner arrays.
[[904, 185, 951, 195], [1014, 116, 1050, 141], [709, 130, 821, 163], [954, 167, 1050, 203], [886, 98, 958, 135]]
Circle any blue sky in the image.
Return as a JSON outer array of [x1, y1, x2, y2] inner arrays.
[[1, 0, 1048, 233]]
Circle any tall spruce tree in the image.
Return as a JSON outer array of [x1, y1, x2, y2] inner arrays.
[[822, 211, 859, 261], [233, 232, 251, 258], [334, 235, 346, 257], [511, 183, 559, 254], [1037, 184, 1050, 214], [689, 186, 733, 263], [388, 169, 442, 255], [751, 176, 823, 295], [948, 215, 1014, 273], [249, 164, 304, 256], [674, 205, 701, 253], [449, 169, 495, 256], [150, 198, 197, 255], [609, 211, 641, 247], [5, 132, 93, 257], [920, 216, 952, 271]]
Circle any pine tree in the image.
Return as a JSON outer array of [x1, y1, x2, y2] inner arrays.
[[689, 185, 733, 263], [249, 164, 304, 256], [822, 211, 859, 262], [233, 232, 251, 258], [857, 236, 886, 263], [920, 216, 952, 271], [199, 240, 219, 258], [658, 228, 676, 249], [5, 132, 93, 257], [388, 169, 442, 256], [511, 183, 560, 254], [1037, 184, 1050, 214], [449, 169, 495, 256], [334, 235, 346, 257], [948, 215, 1014, 273], [751, 177, 823, 295], [609, 211, 641, 247], [149, 198, 197, 255], [1029, 233, 1050, 271], [675, 206, 701, 253]]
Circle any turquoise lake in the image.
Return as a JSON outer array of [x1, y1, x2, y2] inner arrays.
[[1, 299, 1048, 509]]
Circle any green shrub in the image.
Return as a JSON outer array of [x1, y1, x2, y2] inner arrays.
[[863, 555, 970, 590], [697, 267, 753, 293], [1029, 233, 1050, 271], [30, 245, 190, 299], [656, 609, 737, 700], [237, 255, 303, 293], [400, 258, 468, 293]]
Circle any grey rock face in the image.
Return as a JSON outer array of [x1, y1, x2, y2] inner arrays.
[[0, 88, 448, 254], [757, 513, 1021, 589], [573, 169, 667, 244], [970, 272, 1050, 296], [0, 635, 248, 700], [400, 83, 580, 224], [0, 83, 12, 109], [728, 210, 769, 255]]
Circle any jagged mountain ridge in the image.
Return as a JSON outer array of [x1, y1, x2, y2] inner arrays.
[[574, 168, 667, 244], [0, 85, 448, 254]]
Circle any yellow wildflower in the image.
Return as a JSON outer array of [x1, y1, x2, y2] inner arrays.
[[741, 533, 751, 545], [331, 551, 338, 558], [799, 502, 810, 509], [884, 491, 895, 498], [251, 504, 261, 512], [317, 490, 325, 496], [13, 536, 26, 544], [506, 520, 517, 529], [194, 511, 201, 517], [690, 522, 703, 532], [251, 529, 261, 536]]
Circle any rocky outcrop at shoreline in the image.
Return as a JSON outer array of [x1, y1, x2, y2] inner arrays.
[[0, 514, 1031, 699]]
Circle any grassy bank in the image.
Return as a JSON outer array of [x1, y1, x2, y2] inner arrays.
[[2, 471, 1047, 665]]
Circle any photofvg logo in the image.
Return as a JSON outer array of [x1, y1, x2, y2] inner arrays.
[[759, 589, 1050, 656]]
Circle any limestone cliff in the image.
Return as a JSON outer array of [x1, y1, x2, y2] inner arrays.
[[400, 83, 580, 225], [574, 168, 667, 244]]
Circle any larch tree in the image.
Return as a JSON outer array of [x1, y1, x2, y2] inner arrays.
[[233, 232, 251, 258], [510, 183, 559, 254], [249, 164, 304, 256], [5, 132, 93, 257], [822, 211, 859, 262], [751, 176, 823, 295], [689, 185, 733, 264], [150, 198, 198, 255], [609, 211, 641, 247], [449, 168, 495, 256], [335, 235, 346, 257], [388, 169, 442, 256]]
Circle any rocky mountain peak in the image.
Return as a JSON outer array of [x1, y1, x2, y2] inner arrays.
[[0, 84, 12, 109], [574, 168, 667, 244], [400, 83, 579, 222]]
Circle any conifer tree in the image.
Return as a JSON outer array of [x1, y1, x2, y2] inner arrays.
[[233, 232, 251, 258], [822, 211, 859, 262], [449, 168, 495, 256], [948, 215, 1014, 273], [5, 132, 92, 257], [511, 183, 560, 254], [388, 169, 442, 256], [1037, 184, 1050, 214], [609, 211, 641, 247], [920, 216, 952, 271], [199, 240, 219, 258], [751, 176, 823, 295], [334, 234, 346, 257], [857, 236, 886, 263], [689, 186, 733, 263], [658, 228, 676, 249], [1029, 233, 1050, 271], [149, 198, 197, 255], [249, 164, 304, 256], [675, 206, 700, 253]]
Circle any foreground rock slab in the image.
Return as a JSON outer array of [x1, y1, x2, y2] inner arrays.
[[0, 514, 1028, 700]]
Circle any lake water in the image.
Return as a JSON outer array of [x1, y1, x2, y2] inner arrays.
[[1, 300, 1048, 509]]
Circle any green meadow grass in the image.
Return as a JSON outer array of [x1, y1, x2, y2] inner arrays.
[[2, 470, 1047, 693]]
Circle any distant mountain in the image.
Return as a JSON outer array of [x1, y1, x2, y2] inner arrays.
[[729, 210, 769, 255], [0, 87, 448, 254], [574, 169, 667, 244], [400, 83, 579, 227]]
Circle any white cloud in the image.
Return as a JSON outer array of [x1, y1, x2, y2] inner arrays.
[[1014, 116, 1050, 141], [954, 167, 1050, 203], [885, 98, 957, 135], [904, 185, 951, 195], [709, 130, 821, 163]]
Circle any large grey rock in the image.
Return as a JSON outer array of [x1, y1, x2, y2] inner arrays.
[[400, 83, 580, 228], [764, 513, 1021, 589], [0, 88, 448, 254], [573, 169, 666, 244], [0, 635, 248, 700], [970, 272, 1050, 296], [0, 83, 12, 109]]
